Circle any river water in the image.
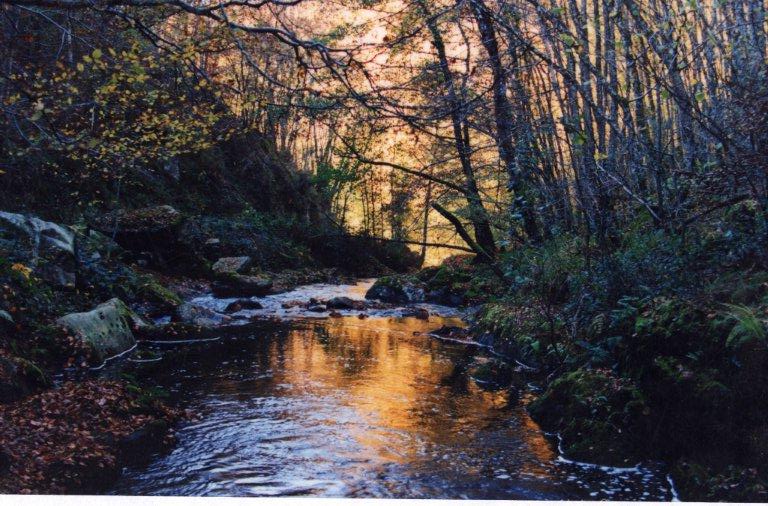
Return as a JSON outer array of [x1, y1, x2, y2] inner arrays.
[[107, 280, 676, 500]]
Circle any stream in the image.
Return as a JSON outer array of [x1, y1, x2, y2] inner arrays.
[[106, 280, 677, 500]]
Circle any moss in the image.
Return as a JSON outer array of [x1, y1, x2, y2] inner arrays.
[[14, 356, 50, 388], [528, 368, 650, 466], [672, 461, 768, 502], [135, 274, 182, 310]]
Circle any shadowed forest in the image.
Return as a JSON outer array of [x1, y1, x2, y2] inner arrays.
[[1, 0, 767, 501]]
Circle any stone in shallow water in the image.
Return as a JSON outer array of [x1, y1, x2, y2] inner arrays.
[[174, 302, 227, 327], [224, 299, 264, 313], [212, 275, 273, 297], [326, 296, 364, 310], [402, 308, 430, 320], [365, 276, 425, 304]]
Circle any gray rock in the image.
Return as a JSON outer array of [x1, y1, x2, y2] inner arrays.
[[56, 299, 142, 363], [173, 303, 226, 327], [0, 310, 14, 328], [212, 256, 252, 276], [0, 211, 77, 288], [212, 275, 273, 298]]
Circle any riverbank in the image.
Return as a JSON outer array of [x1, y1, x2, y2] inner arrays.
[[369, 235, 768, 501]]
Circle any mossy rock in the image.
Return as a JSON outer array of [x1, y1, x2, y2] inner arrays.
[[365, 275, 424, 304], [135, 274, 182, 311], [56, 298, 144, 364]]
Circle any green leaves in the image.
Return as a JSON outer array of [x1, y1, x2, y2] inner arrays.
[[559, 33, 579, 48], [722, 304, 766, 350]]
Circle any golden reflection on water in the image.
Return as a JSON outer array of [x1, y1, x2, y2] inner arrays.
[[264, 315, 556, 475]]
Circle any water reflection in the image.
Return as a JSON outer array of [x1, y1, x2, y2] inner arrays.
[[109, 313, 674, 499]]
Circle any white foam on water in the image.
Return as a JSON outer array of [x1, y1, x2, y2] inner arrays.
[[189, 279, 464, 321]]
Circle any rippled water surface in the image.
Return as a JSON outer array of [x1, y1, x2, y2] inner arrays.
[[108, 281, 676, 499]]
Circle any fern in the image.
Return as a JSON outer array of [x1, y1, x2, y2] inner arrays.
[[722, 304, 766, 349]]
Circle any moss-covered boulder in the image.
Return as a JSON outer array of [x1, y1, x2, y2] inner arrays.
[[365, 275, 425, 304], [56, 299, 144, 364], [528, 368, 650, 466], [134, 274, 182, 311]]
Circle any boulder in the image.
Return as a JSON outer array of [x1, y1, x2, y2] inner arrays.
[[89, 205, 183, 265], [212, 256, 252, 276], [77, 228, 125, 261], [56, 299, 143, 363], [224, 299, 264, 312], [173, 303, 226, 327], [135, 276, 183, 311], [211, 275, 273, 298], [326, 296, 363, 310], [402, 308, 430, 320], [0, 211, 77, 288], [365, 276, 425, 304]]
